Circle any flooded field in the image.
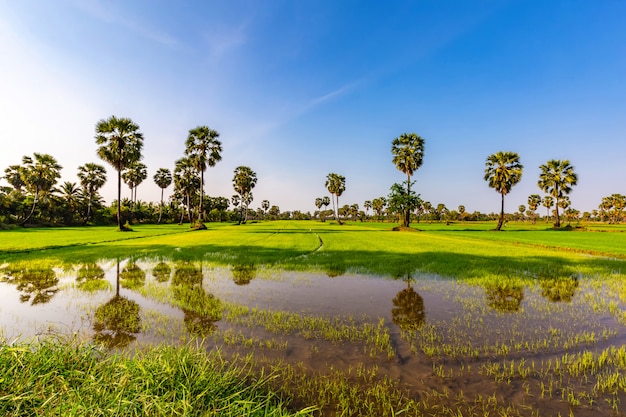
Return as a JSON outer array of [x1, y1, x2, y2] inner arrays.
[[2, 258, 626, 416]]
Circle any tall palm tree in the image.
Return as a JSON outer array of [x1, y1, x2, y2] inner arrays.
[[185, 126, 222, 224], [95, 116, 144, 231], [325, 173, 346, 224], [538, 159, 578, 228], [77, 162, 107, 224], [391, 132, 425, 227], [232, 166, 257, 224], [483, 151, 523, 231], [153, 168, 172, 223], [19, 153, 63, 225]]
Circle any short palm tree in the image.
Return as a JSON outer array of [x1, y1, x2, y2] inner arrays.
[[232, 166, 257, 224], [527, 194, 542, 224], [542, 196, 554, 222], [185, 126, 222, 224], [538, 159, 578, 228], [173, 157, 200, 225], [121, 161, 147, 205], [153, 168, 172, 223], [391, 132, 425, 227], [77, 162, 107, 224], [95, 116, 144, 230], [19, 153, 63, 225], [484, 151, 523, 231]]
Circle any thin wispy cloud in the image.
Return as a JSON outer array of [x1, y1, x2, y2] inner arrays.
[[202, 20, 249, 60], [69, 0, 178, 47]]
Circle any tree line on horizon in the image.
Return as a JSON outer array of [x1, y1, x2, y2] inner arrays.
[[1, 117, 624, 229]]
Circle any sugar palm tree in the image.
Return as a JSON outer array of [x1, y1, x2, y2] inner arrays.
[[3, 165, 25, 191], [173, 157, 200, 225], [483, 151, 523, 231], [185, 126, 222, 224], [95, 116, 144, 230], [121, 161, 147, 205], [153, 168, 172, 223], [391, 132, 425, 227], [19, 153, 63, 226], [527, 194, 542, 224], [325, 173, 346, 224], [538, 159, 578, 228], [542, 195, 554, 222], [77, 162, 107, 224], [261, 199, 270, 219], [232, 166, 257, 224]]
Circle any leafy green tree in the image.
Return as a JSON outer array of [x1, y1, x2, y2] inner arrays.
[[95, 116, 144, 231], [153, 168, 172, 223], [325, 173, 346, 224], [391, 132, 425, 227], [185, 126, 222, 224], [77, 162, 107, 224], [232, 166, 257, 224], [538, 159, 578, 228], [387, 181, 420, 227], [483, 151, 523, 231], [19, 153, 63, 225]]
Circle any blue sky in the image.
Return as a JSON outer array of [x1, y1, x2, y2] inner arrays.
[[0, 0, 624, 215]]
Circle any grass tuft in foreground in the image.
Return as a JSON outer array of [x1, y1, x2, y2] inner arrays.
[[0, 338, 316, 417]]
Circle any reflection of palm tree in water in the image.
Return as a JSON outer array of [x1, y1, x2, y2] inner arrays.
[[537, 267, 579, 302], [93, 260, 141, 348], [1, 264, 58, 305], [231, 263, 256, 285], [172, 261, 221, 337], [392, 276, 425, 331], [120, 260, 146, 290], [485, 281, 524, 312], [152, 261, 171, 283], [76, 263, 108, 291]]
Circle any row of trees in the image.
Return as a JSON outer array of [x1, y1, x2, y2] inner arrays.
[[1, 121, 621, 229]]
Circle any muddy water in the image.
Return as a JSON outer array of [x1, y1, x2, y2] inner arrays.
[[1, 259, 626, 416]]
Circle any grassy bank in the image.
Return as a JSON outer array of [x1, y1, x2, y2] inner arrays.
[[0, 338, 314, 417]]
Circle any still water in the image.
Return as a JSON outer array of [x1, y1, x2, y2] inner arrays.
[[1, 259, 626, 415]]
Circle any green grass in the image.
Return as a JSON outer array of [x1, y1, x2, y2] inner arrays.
[[0, 338, 315, 417], [3, 220, 626, 416], [2, 221, 626, 282]]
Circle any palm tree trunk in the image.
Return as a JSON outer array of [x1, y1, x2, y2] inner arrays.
[[198, 171, 204, 223], [496, 192, 505, 231], [117, 170, 122, 230], [20, 190, 39, 226], [158, 188, 164, 223], [404, 175, 411, 228]]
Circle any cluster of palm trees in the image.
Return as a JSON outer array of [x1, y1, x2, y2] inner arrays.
[[0, 115, 266, 228], [484, 152, 578, 229]]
